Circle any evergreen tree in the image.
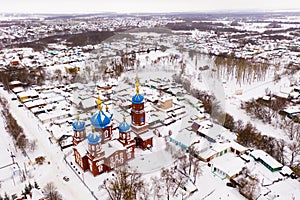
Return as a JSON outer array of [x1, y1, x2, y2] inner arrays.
[[0, 194, 3, 200], [3, 193, 9, 200]]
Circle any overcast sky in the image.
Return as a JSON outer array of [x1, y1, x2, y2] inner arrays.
[[0, 0, 300, 14]]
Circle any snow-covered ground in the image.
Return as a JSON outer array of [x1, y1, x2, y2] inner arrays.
[[0, 88, 94, 199], [1, 29, 300, 199]]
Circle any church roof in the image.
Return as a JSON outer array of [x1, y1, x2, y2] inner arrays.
[[132, 73, 144, 104], [119, 120, 130, 133], [132, 93, 144, 104], [72, 120, 86, 131], [87, 131, 101, 145], [90, 109, 113, 129]]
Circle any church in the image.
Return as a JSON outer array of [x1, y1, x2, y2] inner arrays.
[[72, 74, 153, 176]]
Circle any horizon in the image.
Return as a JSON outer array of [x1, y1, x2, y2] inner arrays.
[[2, 9, 300, 16], [0, 0, 300, 15]]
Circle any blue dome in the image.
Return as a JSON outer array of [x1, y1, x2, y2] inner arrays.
[[87, 132, 101, 145], [119, 121, 130, 133], [90, 110, 113, 129], [132, 94, 144, 104], [72, 120, 86, 131]]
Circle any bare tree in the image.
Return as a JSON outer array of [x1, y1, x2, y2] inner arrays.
[[288, 142, 300, 167], [102, 166, 147, 200], [237, 174, 260, 200], [160, 168, 176, 200], [282, 118, 300, 141], [43, 182, 63, 200], [150, 176, 164, 200], [192, 159, 202, 184]]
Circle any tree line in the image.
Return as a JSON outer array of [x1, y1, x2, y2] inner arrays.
[[0, 97, 36, 152], [0, 181, 62, 200]]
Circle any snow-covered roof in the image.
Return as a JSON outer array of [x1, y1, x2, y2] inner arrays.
[[37, 110, 69, 123], [170, 129, 200, 148], [190, 138, 210, 153], [45, 95, 65, 104], [210, 153, 245, 177], [80, 97, 97, 109], [230, 141, 248, 153], [9, 80, 22, 85], [24, 99, 46, 108], [102, 140, 126, 157], [283, 106, 300, 114], [12, 87, 24, 93], [30, 188, 44, 200], [17, 90, 39, 98], [74, 140, 88, 157], [250, 149, 283, 169], [139, 131, 155, 141], [280, 166, 293, 175], [158, 95, 173, 102], [197, 120, 228, 141]]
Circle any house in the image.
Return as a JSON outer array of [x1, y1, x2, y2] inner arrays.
[[282, 106, 300, 116], [79, 97, 97, 111], [158, 95, 173, 110], [192, 120, 227, 143], [170, 129, 201, 150], [9, 80, 23, 89], [24, 99, 47, 110], [37, 110, 69, 124], [17, 90, 39, 102], [210, 153, 245, 179], [12, 87, 25, 94], [250, 150, 283, 172]]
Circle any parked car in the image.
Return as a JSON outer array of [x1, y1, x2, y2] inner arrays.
[[226, 182, 236, 188], [63, 176, 69, 182]]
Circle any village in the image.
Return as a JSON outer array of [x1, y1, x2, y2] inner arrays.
[[0, 11, 299, 200]]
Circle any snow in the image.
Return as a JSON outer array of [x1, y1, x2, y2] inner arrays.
[[103, 140, 126, 157], [1, 25, 300, 200], [0, 87, 94, 199], [283, 105, 300, 114], [210, 153, 245, 178], [24, 99, 46, 109], [129, 150, 173, 174], [138, 131, 155, 140], [250, 150, 283, 169], [191, 165, 245, 200]]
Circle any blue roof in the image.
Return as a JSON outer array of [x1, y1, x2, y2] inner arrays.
[[132, 94, 144, 104], [90, 110, 113, 129], [87, 132, 101, 145], [72, 120, 86, 131], [119, 121, 130, 133]]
